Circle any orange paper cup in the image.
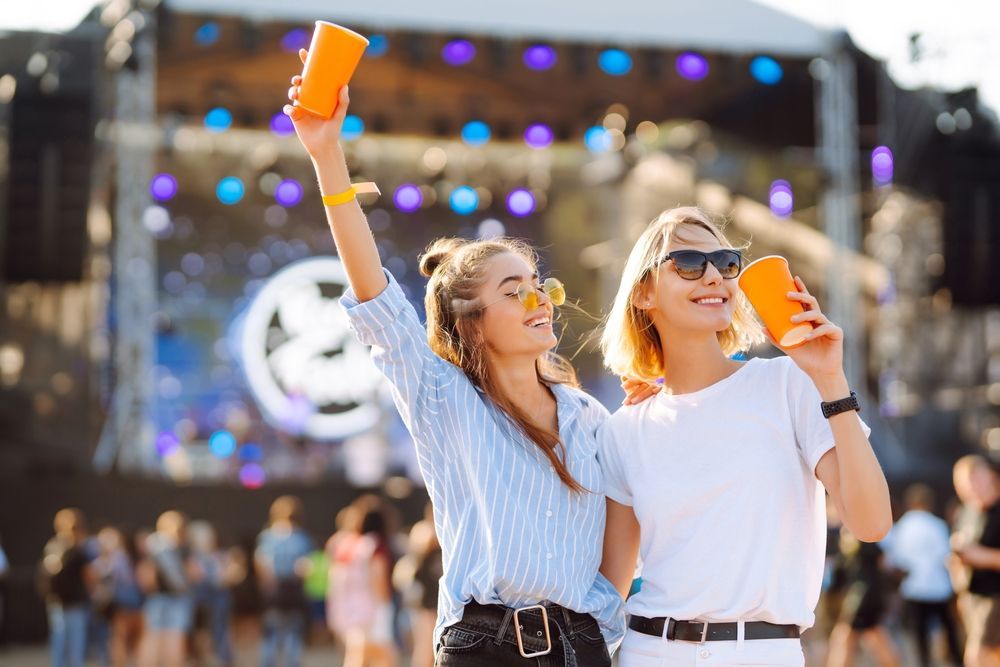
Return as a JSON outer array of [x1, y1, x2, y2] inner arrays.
[[737, 255, 813, 348], [296, 21, 369, 119]]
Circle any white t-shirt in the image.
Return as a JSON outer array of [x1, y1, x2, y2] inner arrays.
[[882, 510, 953, 602], [598, 356, 870, 630]]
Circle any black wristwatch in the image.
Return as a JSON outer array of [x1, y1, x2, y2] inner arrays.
[[821, 391, 861, 419]]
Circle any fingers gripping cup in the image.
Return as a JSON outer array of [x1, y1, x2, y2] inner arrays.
[[296, 22, 369, 119], [738, 256, 813, 348]]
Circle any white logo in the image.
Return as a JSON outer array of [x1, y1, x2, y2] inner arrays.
[[240, 257, 382, 441]]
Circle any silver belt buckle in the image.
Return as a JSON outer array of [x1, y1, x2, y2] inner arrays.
[[513, 604, 552, 658], [694, 620, 709, 644]]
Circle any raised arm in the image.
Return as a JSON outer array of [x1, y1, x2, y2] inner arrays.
[[284, 48, 387, 302]]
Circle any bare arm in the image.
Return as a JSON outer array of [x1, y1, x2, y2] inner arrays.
[[600, 499, 641, 599], [284, 49, 386, 302]]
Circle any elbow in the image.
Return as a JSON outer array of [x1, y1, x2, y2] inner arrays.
[[852, 514, 894, 543]]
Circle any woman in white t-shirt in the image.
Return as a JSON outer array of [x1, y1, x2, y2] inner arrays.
[[597, 207, 892, 667]]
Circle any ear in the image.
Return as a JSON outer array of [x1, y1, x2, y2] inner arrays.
[[630, 277, 656, 312]]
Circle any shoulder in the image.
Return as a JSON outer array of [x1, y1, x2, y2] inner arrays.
[[560, 384, 611, 422]]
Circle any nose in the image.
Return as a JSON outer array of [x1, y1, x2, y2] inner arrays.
[[701, 262, 723, 285]]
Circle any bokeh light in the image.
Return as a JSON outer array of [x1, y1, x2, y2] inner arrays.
[[769, 179, 794, 218], [461, 120, 491, 146], [239, 443, 263, 462], [216, 177, 244, 205], [239, 463, 266, 488], [281, 28, 309, 53], [204, 107, 232, 132], [449, 186, 479, 215], [506, 189, 536, 217], [599, 49, 632, 76], [155, 431, 181, 457], [150, 173, 177, 201], [269, 112, 294, 137], [524, 123, 554, 149], [442, 39, 475, 66], [393, 184, 423, 213], [209, 430, 237, 458], [342, 115, 364, 141], [584, 126, 612, 153], [750, 56, 783, 85], [275, 179, 303, 207], [194, 22, 220, 46], [676, 52, 709, 80], [523, 44, 557, 71], [366, 34, 389, 58], [871, 146, 894, 186]]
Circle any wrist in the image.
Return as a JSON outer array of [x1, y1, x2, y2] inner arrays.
[[811, 372, 850, 401]]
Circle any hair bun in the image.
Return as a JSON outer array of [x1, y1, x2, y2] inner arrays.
[[418, 237, 468, 278]]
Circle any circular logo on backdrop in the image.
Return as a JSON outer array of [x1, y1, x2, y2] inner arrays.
[[240, 257, 383, 441]]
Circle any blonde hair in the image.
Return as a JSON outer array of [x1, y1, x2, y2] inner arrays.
[[601, 207, 764, 382], [418, 237, 585, 493]]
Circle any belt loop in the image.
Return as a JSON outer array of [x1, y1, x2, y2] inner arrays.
[[664, 618, 675, 641], [737, 620, 746, 650], [494, 607, 514, 646], [561, 607, 577, 641]]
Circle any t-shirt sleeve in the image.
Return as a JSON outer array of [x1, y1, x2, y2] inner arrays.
[[341, 270, 447, 440], [597, 416, 633, 506], [784, 358, 871, 474]]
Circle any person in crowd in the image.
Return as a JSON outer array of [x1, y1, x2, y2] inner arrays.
[[883, 484, 962, 667], [39, 508, 95, 667], [92, 526, 144, 667], [393, 503, 442, 667], [137, 510, 199, 667], [189, 520, 246, 667], [825, 530, 901, 667], [327, 495, 398, 667], [255, 495, 314, 667], [597, 207, 892, 666], [951, 455, 1000, 667]]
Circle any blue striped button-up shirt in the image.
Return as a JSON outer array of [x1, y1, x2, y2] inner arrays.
[[341, 271, 625, 648]]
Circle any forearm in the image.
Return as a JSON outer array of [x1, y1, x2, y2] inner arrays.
[[815, 373, 892, 541], [312, 146, 387, 302], [600, 500, 640, 598]]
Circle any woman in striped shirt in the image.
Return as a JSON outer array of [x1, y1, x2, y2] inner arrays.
[[283, 54, 633, 666]]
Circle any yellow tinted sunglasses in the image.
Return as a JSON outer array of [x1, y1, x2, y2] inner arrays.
[[483, 277, 566, 311]]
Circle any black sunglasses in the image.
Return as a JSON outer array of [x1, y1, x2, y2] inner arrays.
[[656, 249, 743, 280]]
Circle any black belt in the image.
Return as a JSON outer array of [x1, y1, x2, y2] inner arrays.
[[629, 615, 800, 642], [453, 601, 598, 666]]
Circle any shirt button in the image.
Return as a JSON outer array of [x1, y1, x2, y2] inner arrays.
[[545, 510, 553, 517], [546, 553, 553, 559], [699, 649, 711, 659], [549, 466, 555, 472]]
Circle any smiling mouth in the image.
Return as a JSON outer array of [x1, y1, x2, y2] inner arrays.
[[524, 315, 551, 328], [692, 297, 728, 305]]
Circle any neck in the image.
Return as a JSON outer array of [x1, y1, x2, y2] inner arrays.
[[488, 355, 552, 414], [656, 325, 741, 395]]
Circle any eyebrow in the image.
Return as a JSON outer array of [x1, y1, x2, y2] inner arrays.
[[497, 273, 538, 289]]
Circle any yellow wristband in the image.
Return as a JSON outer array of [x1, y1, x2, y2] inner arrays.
[[321, 187, 357, 207], [321, 181, 381, 207]]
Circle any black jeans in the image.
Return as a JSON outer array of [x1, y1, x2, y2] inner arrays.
[[435, 602, 611, 667]]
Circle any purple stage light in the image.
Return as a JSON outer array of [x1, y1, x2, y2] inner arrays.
[[506, 189, 536, 217], [523, 44, 557, 71], [150, 173, 178, 201], [524, 123, 554, 149], [269, 112, 294, 136], [394, 184, 423, 213], [676, 51, 709, 81], [769, 180, 794, 218], [281, 28, 309, 54], [275, 179, 303, 207], [239, 463, 266, 488], [871, 146, 894, 186], [442, 39, 475, 66]]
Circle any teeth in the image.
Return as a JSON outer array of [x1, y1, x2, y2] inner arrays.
[[695, 298, 724, 305], [526, 317, 550, 327]]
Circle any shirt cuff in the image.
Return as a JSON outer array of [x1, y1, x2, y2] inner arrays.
[[340, 269, 410, 346]]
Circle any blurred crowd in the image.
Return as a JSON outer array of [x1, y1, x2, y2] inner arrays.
[[32, 494, 440, 667], [22, 453, 1000, 667]]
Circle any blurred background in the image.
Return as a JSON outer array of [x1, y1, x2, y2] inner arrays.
[[1, 0, 998, 665]]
